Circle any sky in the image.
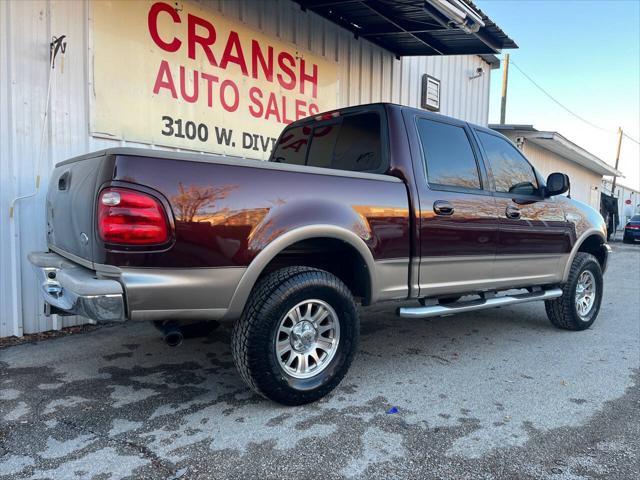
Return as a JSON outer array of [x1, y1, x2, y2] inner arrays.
[[477, 0, 640, 191]]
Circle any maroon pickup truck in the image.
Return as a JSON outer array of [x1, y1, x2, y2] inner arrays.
[[30, 103, 610, 405]]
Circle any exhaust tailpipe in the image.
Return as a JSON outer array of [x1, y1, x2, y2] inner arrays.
[[161, 324, 183, 347]]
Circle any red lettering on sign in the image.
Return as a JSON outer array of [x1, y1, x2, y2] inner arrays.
[[220, 79, 240, 112], [148, 2, 182, 52], [248, 87, 264, 118], [277, 52, 296, 91], [251, 40, 273, 82], [153, 60, 177, 98], [187, 13, 218, 66], [219, 31, 248, 75], [179, 66, 198, 103], [299, 59, 318, 98], [201, 72, 219, 107]]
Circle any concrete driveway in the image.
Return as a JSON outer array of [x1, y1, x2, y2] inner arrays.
[[1, 243, 638, 480]]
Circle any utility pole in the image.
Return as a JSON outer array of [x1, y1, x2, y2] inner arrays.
[[611, 127, 623, 195], [500, 53, 510, 124]]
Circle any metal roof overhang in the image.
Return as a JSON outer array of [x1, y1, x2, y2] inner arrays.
[[526, 133, 622, 177], [491, 125, 622, 177], [294, 0, 517, 58]]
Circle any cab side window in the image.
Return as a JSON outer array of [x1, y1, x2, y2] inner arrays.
[[417, 118, 481, 190], [476, 131, 539, 196], [330, 113, 382, 172], [271, 112, 385, 173]]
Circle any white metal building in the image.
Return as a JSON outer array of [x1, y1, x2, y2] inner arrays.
[[0, 0, 516, 337], [491, 125, 622, 211], [601, 180, 640, 229]]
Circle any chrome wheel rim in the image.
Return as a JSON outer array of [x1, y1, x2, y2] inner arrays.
[[275, 299, 340, 379], [575, 270, 596, 319]]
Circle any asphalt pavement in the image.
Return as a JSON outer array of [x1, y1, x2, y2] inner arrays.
[[1, 242, 638, 479]]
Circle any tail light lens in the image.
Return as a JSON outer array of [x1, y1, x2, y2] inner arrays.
[[98, 187, 170, 245]]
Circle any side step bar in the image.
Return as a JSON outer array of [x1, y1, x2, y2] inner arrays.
[[398, 288, 563, 319]]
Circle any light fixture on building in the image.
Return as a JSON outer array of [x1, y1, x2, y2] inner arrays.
[[426, 0, 485, 34], [469, 67, 484, 80]]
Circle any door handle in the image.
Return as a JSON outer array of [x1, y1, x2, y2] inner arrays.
[[433, 200, 454, 216], [505, 205, 521, 219]]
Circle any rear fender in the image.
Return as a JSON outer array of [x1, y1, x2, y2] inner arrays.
[[223, 224, 377, 321]]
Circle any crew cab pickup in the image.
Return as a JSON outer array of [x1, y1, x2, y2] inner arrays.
[[30, 103, 610, 405]]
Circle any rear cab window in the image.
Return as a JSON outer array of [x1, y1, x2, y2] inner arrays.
[[270, 108, 388, 174]]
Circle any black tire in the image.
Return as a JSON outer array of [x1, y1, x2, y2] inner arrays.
[[231, 267, 359, 405], [623, 235, 633, 244], [545, 252, 603, 331]]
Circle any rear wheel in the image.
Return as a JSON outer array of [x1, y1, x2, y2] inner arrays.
[[623, 234, 633, 244], [545, 253, 603, 331], [231, 267, 359, 405]]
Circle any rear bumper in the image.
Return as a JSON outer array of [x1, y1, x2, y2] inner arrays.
[[28, 252, 126, 322], [29, 251, 246, 323], [624, 228, 640, 240]]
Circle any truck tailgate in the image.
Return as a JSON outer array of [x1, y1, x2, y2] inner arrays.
[[47, 154, 109, 266]]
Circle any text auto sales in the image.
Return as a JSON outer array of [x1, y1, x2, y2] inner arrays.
[[148, 2, 322, 125]]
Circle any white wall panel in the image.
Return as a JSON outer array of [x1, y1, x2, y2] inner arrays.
[[522, 140, 603, 210], [0, 0, 494, 337]]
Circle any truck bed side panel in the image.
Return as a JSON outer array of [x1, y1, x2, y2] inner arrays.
[[97, 155, 410, 269]]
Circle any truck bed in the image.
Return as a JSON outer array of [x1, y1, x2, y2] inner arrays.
[[47, 148, 410, 270]]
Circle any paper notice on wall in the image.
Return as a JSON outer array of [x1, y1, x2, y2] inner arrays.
[[91, 0, 339, 159]]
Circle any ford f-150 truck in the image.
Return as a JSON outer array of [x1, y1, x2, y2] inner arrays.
[[29, 103, 610, 405]]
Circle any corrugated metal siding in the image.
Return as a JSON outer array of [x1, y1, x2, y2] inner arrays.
[[0, 0, 493, 337], [521, 140, 603, 210]]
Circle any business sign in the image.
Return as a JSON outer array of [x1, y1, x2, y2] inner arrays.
[[91, 0, 339, 158]]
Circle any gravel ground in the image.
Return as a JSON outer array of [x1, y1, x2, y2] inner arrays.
[[1, 242, 638, 479]]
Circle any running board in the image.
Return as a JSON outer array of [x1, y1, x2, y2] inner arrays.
[[397, 288, 563, 319]]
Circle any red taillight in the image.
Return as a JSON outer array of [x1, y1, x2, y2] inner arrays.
[[98, 187, 170, 245], [626, 224, 640, 230]]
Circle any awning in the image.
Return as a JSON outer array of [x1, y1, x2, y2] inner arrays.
[[294, 0, 517, 57]]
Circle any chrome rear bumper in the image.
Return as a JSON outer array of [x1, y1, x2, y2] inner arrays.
[[28, 252, 126, 322]]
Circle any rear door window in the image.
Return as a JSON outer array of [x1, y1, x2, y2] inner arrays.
[[476, 131, 540, 196], [272, 111, 385, 173], [417, 118, 481, 190]]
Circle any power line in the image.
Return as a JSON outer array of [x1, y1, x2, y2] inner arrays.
[[623, 132, 640, 145], [509, 60, 621, 135]]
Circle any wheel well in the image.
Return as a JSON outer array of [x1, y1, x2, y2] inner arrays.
[[259, 238, 372, 305], [577, 234, 606, 268]]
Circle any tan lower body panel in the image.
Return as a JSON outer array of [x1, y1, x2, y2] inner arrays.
[[418, 254, 568, 298], [120, 267, 246, 321], [375, 258, 410, 301]]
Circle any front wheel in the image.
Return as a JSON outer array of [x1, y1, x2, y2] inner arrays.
[[231, 267, 359, 405], [545, 252, 603, 331]]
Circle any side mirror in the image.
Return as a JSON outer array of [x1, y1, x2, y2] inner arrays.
[[545, 172, 570, 197]]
